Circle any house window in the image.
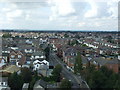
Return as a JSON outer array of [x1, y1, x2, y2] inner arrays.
[[18, 55, 22, 58], [37, 65, 39, 67], [11, 55, 15, 58]]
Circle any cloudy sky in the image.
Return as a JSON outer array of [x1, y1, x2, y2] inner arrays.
[[0, 0, 119, 31]]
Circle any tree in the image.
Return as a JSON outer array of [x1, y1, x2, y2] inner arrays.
[[100, 66, 113, 78], [89, 71, 107, 88], [68, 40, 71, 45], [60, 79, 72, 89], [86, 64, 96, 73], [75, 34, 80, 39], [51, 64, 62, 82], [29, 77, 36, 90], [2, 33, 12, 38], [114, 76, 120, 90], [64, 34, 69, 38], [70, 40, 79, 46], [8, 72, 23, 90], [20, 67, 32, 83], [44, 45, 50, 60], [107, 35, 113, 43], [29, 71, 41, 90], [74, 52, 82, 74], [105, 73, 118, 88], [82, 65, 120, 89]]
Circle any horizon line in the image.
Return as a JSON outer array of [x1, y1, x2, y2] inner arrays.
[[0, 29, 119, 32]]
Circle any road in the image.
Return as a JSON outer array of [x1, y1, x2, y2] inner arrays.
[[49, 51, 90, 89]]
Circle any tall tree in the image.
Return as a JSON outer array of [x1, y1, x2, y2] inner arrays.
[[74, 52, 82, 74], [8, 72, 23, 90], [90, 71, 107, 88], [100, 66, 113, 78], [20, 67, 32, 83], [2, 33, 12, 38], [44, 45, 50, 60], [60, 79, 72, 89], [51, 64, 62, 82]]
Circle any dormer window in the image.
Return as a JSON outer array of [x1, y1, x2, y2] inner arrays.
[[18, 55, 22, 58], [11, 55, 15, 58]]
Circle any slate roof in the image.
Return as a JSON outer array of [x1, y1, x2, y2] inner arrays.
[[106, 59, 119, 64], [39, 80, 47, 88], [68, 55, 89, 64], [32, 51, 45, 56], [91, 57, 108, 66], [0, 77, 8, 82], [91, 57, 119, 66], [64, 48, 77, 56]]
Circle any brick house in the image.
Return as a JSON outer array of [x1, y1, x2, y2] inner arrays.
[[91, 57, 120, 73], [62, 47, 77, 69], [9, 50, 26, 66], [105, 59, 119, 73]]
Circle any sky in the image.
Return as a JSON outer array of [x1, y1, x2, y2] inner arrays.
[[0, 0, 119, 31]]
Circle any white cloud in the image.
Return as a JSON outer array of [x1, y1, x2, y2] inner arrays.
[[78, 22, 85, 27], [107, 0, 118, 18], [2, 8, 11, 12], [0, 0, 118, 31], [84, 0, 98, 18], [6, 10, 23, 18], [94, 22, 101, 27], [48, 0, 75, 20]]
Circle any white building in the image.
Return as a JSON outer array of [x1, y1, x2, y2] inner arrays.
[[31, 51, 46, 60], [33, 60, 49, 76], [33, 60, 49, 70]]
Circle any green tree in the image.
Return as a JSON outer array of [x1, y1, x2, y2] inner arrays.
[[75, 34, 80, 39], [64, 33, 69, 38], [44, 45, 50, 60], [90, 71, 107, 88], [51, 64, 62, 82], [29, 71, 41, 90], [114, 78, 120, 90], [105, 73, 118, 88], [68, 40, 71, 45], [100, 66, 113, 78], [2, 33, 12, 38], [74, 52, 82, 74], [86, 64, 96, 73], [60, 79, 72, 89], [29, 77, 36, 90], [70, 40, 79, 46], [8, 72, 23, 90], [20, 67, 32, 83]]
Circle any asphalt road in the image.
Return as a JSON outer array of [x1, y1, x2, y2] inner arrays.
[[49, 51, 90, 90]]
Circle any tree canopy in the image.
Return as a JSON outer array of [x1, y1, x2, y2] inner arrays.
[[8, 72, 23, 90], [60, 79, 72, 89], [2, 33, 12, 38], [20, 67, 32, 83], [82, 65, 120, 89], [44, 45, 50, 60], [51, 64, 62, 82], [74, 52, 82, 74]]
